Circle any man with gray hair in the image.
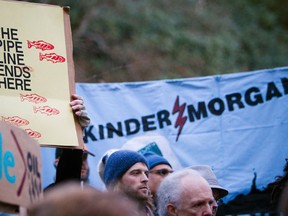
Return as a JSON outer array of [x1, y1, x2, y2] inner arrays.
[[157, 169, 214, 216], [189, 165, 229, 216]]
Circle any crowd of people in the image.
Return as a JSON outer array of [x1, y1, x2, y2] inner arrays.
[[1, 95, 287, 216], [29, 148, 225, 216]]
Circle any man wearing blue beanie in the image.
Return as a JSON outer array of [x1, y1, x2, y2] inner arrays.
[[143, 152, 173, 215], [103, 149, 154, 216], [143, 152, 173, 197]]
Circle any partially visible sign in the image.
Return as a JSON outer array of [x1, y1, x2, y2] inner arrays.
[[0, 122, 42, 213], [0, 0, 83, 147]]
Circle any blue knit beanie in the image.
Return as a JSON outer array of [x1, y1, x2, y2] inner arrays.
[[143, 152, 172, 169], [103, 150, 148, 187]]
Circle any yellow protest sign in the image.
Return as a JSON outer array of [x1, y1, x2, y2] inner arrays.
[[0, 122, 42, 213], [0, 0, 83, 147]]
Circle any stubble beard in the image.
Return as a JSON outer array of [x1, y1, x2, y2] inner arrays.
[[119, 183, 149, 203]]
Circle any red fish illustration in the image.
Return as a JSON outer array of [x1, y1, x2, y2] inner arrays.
[[27, 40, 54, 51], [33, 106, 60, 116], [2, 116, 30, 126], [25, 128, 42, 139], [20, 93, 47, 104], [39, 53, 66, 63]]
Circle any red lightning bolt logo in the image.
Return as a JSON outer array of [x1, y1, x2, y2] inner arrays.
[[172, 96, 187, 141]]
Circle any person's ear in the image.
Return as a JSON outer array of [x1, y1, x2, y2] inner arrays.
[[167, 203, 177, 216]]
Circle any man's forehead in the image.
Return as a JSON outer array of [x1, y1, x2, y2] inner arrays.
[[181, 181, 213, 202]]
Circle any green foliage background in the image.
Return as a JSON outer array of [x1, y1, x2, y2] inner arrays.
[[21, 0, 288, 82]]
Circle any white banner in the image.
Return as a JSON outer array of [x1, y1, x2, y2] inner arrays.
[[42, 67, 288, 205]]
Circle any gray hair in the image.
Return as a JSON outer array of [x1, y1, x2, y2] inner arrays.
[[156, 169, 201, 216]]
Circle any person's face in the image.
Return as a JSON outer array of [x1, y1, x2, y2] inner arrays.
[[116, 162, 149, 201], [211, 189, 220, 216], [168, 177, 214, 216], [81, 154, 89, 181], [148, 164, 173, 196]]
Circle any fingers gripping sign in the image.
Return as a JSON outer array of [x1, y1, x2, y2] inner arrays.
[[70, 94, 90, 129]]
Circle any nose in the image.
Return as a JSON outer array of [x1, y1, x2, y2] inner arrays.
[[141, 172, 149, 182], [211, 200, 218, 216], [203, 203, 213, 216]]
